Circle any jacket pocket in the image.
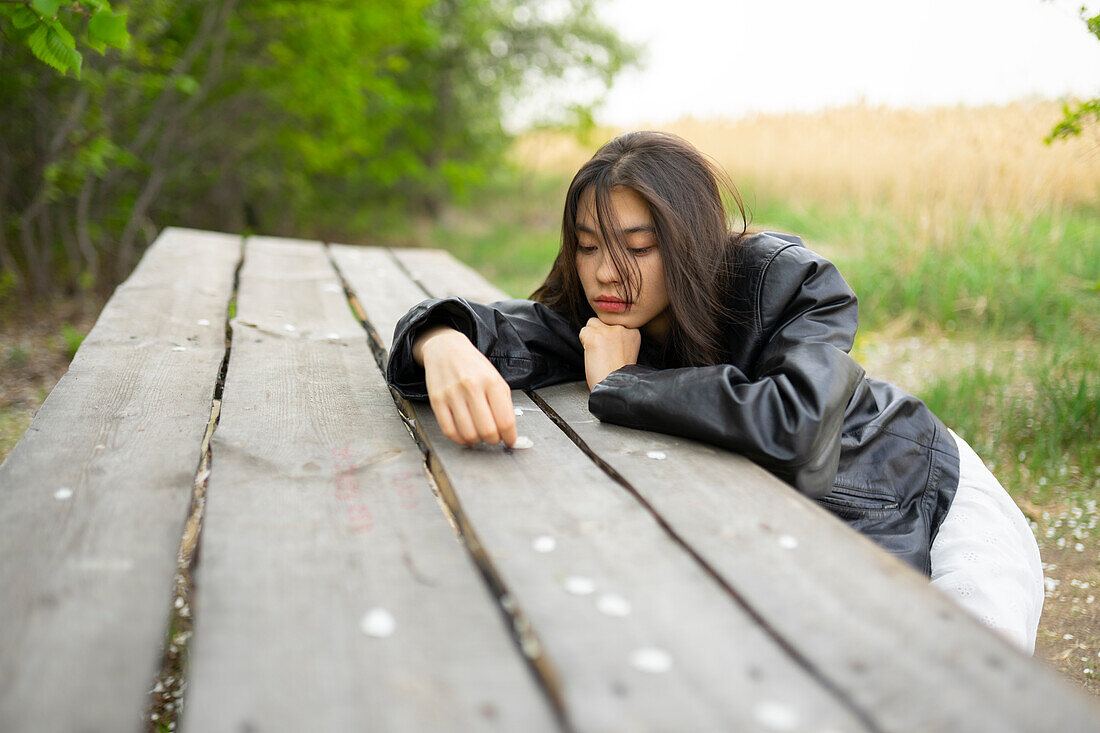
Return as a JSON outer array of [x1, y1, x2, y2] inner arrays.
[[815, 484, 900, 520]]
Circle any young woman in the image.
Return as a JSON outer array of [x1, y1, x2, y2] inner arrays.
[[386, 131, 1044, 654]]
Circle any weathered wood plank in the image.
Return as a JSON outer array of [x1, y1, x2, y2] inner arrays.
[[335, 245, 868, 731], [182, 237, 560, 733], [535, 384, 1100, 731], [389, 247, 508, 305], [0, 227, 240, 733], [328, 244, 428, 353]]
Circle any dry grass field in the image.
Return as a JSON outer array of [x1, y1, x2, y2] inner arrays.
[[513, 100, 1100, 221]]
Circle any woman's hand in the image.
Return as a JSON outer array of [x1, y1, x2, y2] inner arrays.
[[579, 317, 641, 390], [414, 326, 518, 448]]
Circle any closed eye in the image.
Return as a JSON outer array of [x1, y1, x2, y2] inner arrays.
[[576, 244, 654, 255]]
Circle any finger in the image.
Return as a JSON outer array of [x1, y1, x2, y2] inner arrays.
[[466, 390, 502, 445], [449, 398, 480, 446], [487, 382, 518, 446], [430, 397, 462, 446]]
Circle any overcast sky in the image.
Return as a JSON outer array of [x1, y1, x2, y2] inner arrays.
[[509, 0, 1100, 127]]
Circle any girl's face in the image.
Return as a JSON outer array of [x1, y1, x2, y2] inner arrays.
[[575, 186, 671, 340]]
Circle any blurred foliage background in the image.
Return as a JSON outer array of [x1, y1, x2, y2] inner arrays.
[[0, 0, 635, 303]]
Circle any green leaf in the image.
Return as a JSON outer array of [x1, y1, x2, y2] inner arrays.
[[88, 10, 128, 50], [47, 18, 76, 49], [31, 0, 63, 17], [11, 6, 40, 29], [48, 25, 82, 77], [27, 24, 64, 73], [1087, 13, 1100, 40], [27, 23, 83, 77]]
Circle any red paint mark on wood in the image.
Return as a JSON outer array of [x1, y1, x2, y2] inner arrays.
[[332, 445, 374, 533], [392, 470, 421, 510], [346, 503, 374, 532], [329, 446, 422, 531]]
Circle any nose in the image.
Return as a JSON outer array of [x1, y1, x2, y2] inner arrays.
[[595, 251, 620, 284]]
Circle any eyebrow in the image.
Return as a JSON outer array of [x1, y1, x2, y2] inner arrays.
[[576, 224, 656, 236]]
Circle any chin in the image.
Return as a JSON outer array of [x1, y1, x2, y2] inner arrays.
[[599, 313, 643, 328]]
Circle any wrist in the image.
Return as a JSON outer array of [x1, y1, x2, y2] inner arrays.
[[413, 326, 468, 365]]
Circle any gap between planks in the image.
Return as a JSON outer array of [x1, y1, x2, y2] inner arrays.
[[144, 244, 244, 732], [324, 244, 574, 731]]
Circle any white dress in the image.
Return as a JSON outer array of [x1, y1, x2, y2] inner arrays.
[[929, 429, 1045, 654]]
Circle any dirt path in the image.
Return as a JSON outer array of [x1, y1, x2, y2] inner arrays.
[[0, 298, 102, 460]]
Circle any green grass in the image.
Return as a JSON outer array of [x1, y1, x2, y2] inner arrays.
[[60, 323, 85, 360], [919, 349, 1098, 506], [748, 195, 1100, 342]]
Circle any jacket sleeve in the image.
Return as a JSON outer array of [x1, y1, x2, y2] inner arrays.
[[588, 244, 866, 498], [386, 296, 586, 399]]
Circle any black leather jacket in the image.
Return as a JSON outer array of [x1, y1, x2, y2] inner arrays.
[[386, 232, 959, 574]]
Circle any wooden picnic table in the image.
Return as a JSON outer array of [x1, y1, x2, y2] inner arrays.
[[1, 227, 1097, 733]]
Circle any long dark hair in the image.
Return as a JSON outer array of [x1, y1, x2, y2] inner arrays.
[[531, 130, 752, 367]]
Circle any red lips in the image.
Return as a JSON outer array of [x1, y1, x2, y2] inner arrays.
[[594, 295, 630, 313]]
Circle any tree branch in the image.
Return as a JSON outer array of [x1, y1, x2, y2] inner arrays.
[[129, 0, 228, 155]]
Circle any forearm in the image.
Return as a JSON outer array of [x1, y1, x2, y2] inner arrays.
[[412, 325, 465, 366], [386, 296, 585, 399], [589, 348, 864, 497]]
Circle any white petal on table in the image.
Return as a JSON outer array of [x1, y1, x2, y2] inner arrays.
[[360, 608, 396, 638], [596, 593, 632, 617], [630, 647, 672, 673], [532, 535, 557, 553], [753, 700, 800, 731], [563, 576, 596, 595]]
